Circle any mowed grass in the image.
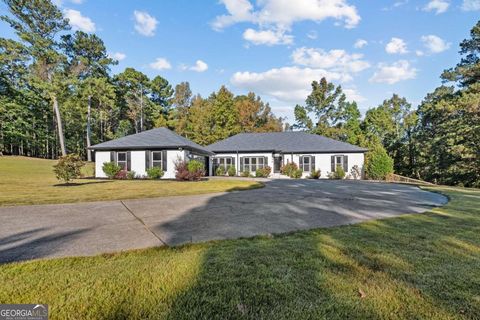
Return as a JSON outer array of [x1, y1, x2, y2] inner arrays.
[[1, 186, 479, 319], [0, 156, 262, 206]]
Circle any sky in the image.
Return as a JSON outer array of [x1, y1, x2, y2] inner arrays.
[[1, 0, 479, 122]]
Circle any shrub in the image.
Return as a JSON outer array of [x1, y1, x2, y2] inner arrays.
[[241, 170, 250, 177], [127, 171, 136, 180], [291, 168, 303, 179], [102, 162, 121, 179], [175, 159, 205, 181], [309, 169, 321, 179], [365, 146, 394, 180], [280, 162, 298, 178], [227, 165, 236, 176], [350, 165, 361, 180], [216, 166, 226, 176], [115, 170, 128, 180], [146, 167, 164, 179], [333, 165, 346, 179], [53, 154, 84, 183], [255, 166, 271, 178]]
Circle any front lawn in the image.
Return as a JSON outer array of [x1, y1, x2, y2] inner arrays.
[[0, 186, 479, 319], [0, 156, 262, 206]]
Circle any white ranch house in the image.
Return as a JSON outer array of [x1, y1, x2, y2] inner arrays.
[[90, 128, 367, 179]]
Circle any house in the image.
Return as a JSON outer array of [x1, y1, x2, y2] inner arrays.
[[90, 127, 213, 178], [206, 132, 368, 178]]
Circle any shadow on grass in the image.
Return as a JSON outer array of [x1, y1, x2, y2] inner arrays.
[[53, 180, 112, 187]]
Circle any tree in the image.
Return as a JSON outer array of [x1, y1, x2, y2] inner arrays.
[[62, 31, 114, 160], [2, 0, 71, 156], [207, 86, 240, 142], [365, 146, 394, 180], [234, 92, 283, 133], [53, 154, 84, 183], [171, 82, 192, 136]]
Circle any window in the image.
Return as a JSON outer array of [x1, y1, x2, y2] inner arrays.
[[242, 156, 267, 173], [117, 152, 127, 170], [335, 155, 343, 170], [152, 151, 163, 169], [299, 156, 314, 172], [215, 157, 233, 170]]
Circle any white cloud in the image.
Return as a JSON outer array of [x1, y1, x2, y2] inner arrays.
[[149, 58, 172, 70], [133, 10, 158, 37], [461, 0, 480, 11], [291, 47, 370, 73], [64, 9, 95, 32], [243, 28, 293, 45], [190, 60, 208, 72], [231, 66, 352, 103], [423, 0, 450, 14], [421, 35, 451, 53], [385, 37, 408, 54], [369, 60, 417, 84], [343, 88, 366, 102], [213, 0, 360, 46], [354, 39, 368, 49], [109, 52, 126, 61], [416, 50, 425, 56], [70, 0, 84, 3]]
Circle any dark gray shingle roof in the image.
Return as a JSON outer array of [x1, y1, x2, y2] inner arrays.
[[206, 132, 368, 153], [90, 127, 213, 155]]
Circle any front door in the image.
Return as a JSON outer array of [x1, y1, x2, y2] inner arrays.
[[274, 156, 282, 173]]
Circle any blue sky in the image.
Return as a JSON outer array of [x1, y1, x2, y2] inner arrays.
[[1, 0, 479, 121]]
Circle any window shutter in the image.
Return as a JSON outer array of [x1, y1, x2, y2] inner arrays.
[[145, 150, 150, 170], [127, 151, 131, 171], [162, 150, 168, 171], [240, 157, 244, 172], [110, 151, 115, 163], [331, 155, 335, 172], [299, 156, 303, 171], [343, 155, 348, 173], [311, 156, 316, 171], [264, 157, 268, 168]]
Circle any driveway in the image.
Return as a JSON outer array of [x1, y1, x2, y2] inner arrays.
[[0, 180, 447, 263]]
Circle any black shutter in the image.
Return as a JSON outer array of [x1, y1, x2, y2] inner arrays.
[[110, 151, 115, 162], [240, 157, 244, 172], [331, 155, 335, 172], [127, 151, 131, 171], [145, 150, 150, 170], [264, 156, 268, 169], [311, 156, 315, 171], [299, 156, 303, 171], [343, 155, 348, 173], [162, 150, 167, 171]]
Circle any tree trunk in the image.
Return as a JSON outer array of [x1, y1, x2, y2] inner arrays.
[[86, 95, 92, 161], [52, 95, 67, 156]]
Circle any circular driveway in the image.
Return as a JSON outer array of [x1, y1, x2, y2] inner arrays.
[[0, 180, 447, 262]]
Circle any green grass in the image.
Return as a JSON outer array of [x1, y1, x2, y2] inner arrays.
[[0, 186, 479, 319], [0, 156, 262, 206]]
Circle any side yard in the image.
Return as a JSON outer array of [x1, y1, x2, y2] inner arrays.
[[0, 156, 262, 206], [0, 186, 479, 319]]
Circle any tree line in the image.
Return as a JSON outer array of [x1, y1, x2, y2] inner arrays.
[[0, 0, 478, 187], [0, 0, 283, 161], [292, 20, 479, 187]]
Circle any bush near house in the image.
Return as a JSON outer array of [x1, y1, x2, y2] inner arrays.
[[52, 154, 85, 183], [309, 170, 321, 179], [366, 146, 394, 180], [332, 165, 346, 179], [241, 170, 251, 177], [126, 171, 136, 180], [102, 162, 121, 179], [175, 159, 205, 181], [255, 166, 271, 178], [350, 165, 361, 180], [216, 166, 226, 176], [227, 165, 236, 177], [146, 167, 164, 179], [281, 163, 303, 179], [114, 170, 128, 180]]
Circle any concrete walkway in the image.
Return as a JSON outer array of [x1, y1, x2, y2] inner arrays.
[[0, 180, 447, 263]]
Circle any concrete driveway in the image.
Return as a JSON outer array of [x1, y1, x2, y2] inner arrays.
[[0, 180, 447, 263]]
